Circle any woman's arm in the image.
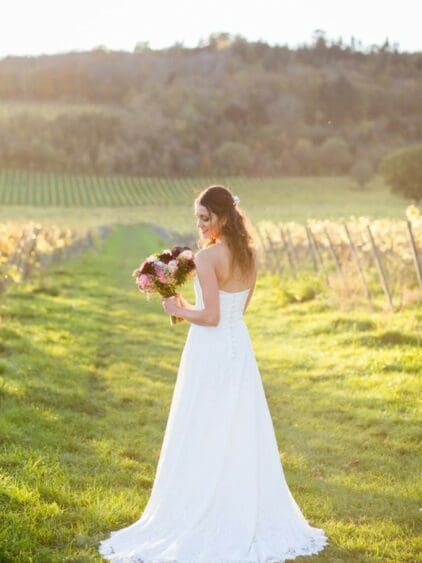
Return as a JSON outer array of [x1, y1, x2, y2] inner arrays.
[[162, 249, 220, 327], [175, 293, 196, 311], [172, 303, 218, 326]]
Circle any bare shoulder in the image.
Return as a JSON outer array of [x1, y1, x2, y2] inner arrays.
[[194, 245, 219, 266]]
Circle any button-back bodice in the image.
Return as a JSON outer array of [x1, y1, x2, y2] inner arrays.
[[193, 274, 250, 328]]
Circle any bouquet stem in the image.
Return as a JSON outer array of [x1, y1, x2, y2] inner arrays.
[[162, 289, 184, 326], [170, 314, 184, 325]]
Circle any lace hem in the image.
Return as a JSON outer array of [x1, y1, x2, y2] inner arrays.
[[98, 528, 329, 562]]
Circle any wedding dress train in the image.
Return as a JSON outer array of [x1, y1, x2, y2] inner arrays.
[[98, 274, 328, 562]]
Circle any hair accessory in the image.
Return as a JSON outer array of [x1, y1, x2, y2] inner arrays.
[[232, 194, 240, 206]]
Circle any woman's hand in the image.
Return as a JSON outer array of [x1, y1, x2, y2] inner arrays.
[[161, 295, 181, 316]]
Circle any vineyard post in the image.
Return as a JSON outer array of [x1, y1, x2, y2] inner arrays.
[[366, 224, 394, 310], [343, 223, 373, 308], [277, 227, 288, 278], [305, 226, 318, 272], [279, 226, 296, 279], [324, 227, 343, 279], [255, 226, 270, 272], [285, 226, 299, 278], [406, 219, 422, 289], [265, 231, 281, 274], [397, 264, 405, 311], [308, 226, 330, 287]]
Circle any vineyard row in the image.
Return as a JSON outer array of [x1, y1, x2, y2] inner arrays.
[[254, 206, 422, 310], [0, 222, 112, 291]]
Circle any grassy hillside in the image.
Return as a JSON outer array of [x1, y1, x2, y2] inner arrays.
[[1, 39, 421, 176], [0, 223, 420, 561]]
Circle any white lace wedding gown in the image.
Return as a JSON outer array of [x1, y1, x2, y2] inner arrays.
[[98, 274, 328, 562]]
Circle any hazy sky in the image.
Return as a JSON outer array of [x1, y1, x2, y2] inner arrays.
[[1, 0, 420, 58]]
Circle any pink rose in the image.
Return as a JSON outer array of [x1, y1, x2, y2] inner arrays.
[[168, 259, 179, 273], [156, 269, 167, 283], [138, 273, 153, 289], [154, 260, 165, 273], [178, 249, 193, 261]]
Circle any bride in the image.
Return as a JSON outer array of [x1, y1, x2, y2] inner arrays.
[[98, 185, 329, 562]]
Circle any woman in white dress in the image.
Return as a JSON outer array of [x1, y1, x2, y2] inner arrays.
[[98, 185, 329, 562]]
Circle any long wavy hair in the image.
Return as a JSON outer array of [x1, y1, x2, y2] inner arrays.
[[195, 185, 256, 279]]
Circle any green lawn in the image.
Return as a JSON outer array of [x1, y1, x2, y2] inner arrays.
[[0, 223, 420, 561]]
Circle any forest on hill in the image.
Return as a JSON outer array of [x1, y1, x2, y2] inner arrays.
[[0, 32, 421, 176]]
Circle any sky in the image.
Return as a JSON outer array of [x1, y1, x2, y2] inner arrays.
[[1, 0, 420, 59]]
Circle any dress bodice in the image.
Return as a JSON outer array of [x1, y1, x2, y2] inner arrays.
[[193, 274, 250, 327]]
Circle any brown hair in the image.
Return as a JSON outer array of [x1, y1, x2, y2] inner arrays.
[[195, 185, 256, 279]]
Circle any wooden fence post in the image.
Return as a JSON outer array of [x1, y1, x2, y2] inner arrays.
[[305, 226, 318, 272], [366, 224, 393, 310], [343, 223, 373, 307], [265, 232, 282, 274], [279, 226, 296, 279], [406, 219, 422, 289], [255, 226, 269, 272], [308, 226, 330, 286], [324, 227, 343, 279], [285, 227, 299, 277]]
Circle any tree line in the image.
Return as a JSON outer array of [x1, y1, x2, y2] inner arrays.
[[0, 32, 421, 177]]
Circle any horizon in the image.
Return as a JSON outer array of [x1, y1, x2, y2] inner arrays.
[[1, 0, 421, 59], [1, 32, 420, 62]]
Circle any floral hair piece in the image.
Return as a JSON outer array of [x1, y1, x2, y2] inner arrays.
[[232, 194, 240, 206]]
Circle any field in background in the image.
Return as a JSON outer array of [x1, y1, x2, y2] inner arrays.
[[1, 172, 419, 310], [0, 172, 413, 235]]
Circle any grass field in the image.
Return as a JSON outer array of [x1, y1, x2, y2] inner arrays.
[[0, 222, 420, 561]]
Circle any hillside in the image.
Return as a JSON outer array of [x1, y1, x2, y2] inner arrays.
[[0, 33, 421, 176]]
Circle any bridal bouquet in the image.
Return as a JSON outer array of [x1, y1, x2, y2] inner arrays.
[[132, 245, 196, 325]]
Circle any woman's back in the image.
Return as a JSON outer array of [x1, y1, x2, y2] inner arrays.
[[198, 241, 257, 293]]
